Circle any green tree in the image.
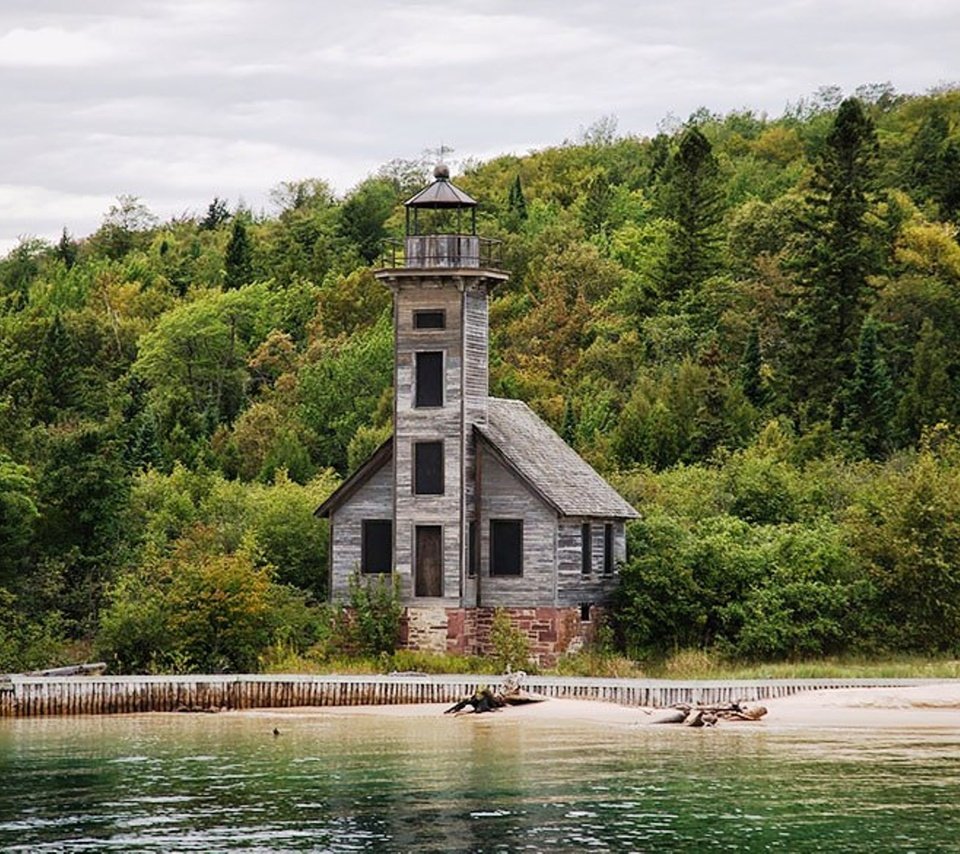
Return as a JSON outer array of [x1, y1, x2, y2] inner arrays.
[[840, 317, 893, 458], [656, 127, 722, 299], [896, 318, 954, 442], [224, 218, 254, 290], [739, 323, 767, 408], [789, 97, 879, 416], [30, 313, 84, 423], [0, 455, 38, 585], [200, 197, 231, 231], [507, 174, 528, 226], [339, 177, 397, 264]]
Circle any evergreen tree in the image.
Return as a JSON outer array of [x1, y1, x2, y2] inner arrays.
[[789, 97, 879, 417], [905, 111, 949, 206], [561, 398, 577, 446], [656, 127, 722, 299], [224, 218, 253, 290], [896, 318, 954, 443], [739, 323, 766, 408], [31, 313, 83, 423], [841, 317, 893, 458], [56, 228, 78, 270], [200, 196, 231, 231], [507, 174, 527, 223]]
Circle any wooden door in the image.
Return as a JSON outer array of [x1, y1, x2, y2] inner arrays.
[[415, 526, 443, 597]]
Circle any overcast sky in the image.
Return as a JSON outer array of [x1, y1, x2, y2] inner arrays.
[[1, 0, 957, 256]]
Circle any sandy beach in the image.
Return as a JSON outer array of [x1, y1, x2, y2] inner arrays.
[[246, 682, 960, 730]]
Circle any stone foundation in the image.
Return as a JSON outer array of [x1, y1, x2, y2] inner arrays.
[[400, 605, 604, 667]]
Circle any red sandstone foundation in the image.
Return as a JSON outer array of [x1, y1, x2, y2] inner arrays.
[[399, 606, 604, 667]]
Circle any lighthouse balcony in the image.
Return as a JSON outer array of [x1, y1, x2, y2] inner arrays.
[[380, 235, 503, 271]]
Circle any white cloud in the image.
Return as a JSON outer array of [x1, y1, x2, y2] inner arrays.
[[0, 25, 121, 67]]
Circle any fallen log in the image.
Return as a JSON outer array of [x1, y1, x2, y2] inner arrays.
[[444, 671, 547, 715]]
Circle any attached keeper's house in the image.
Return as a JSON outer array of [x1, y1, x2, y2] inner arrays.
[[316, 165, 638, 663]]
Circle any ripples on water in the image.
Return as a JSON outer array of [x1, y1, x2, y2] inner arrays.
[[1, 712, 958, 852]]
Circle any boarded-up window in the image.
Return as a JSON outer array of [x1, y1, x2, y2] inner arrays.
[[603, 522, 614, 574], [361, 520, 392, 574], [581, 522, 592, 574], [414, 310, 445, 329], [490, 519, 523, 577], [414, 441, 444, 494], [415, 351, 443, 407], [468, 520, 478, 577]]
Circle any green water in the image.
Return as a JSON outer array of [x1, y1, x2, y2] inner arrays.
[[1, 710, 958, 852]]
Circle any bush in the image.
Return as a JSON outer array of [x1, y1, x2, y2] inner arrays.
[[98, 525, 326, 673], [489, 607, 533, 672], [343, 571, 403, 657]]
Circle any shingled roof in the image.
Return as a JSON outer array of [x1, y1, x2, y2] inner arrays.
[[478, 398, 639, 519]]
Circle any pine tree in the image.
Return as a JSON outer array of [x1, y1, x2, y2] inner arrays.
[[507, 174, 527, 224], [789, 97, 879, 417], [31, 313, 83, 423], [905, 111, 949, 205], [224, 218, 253, 290], [561, 398, 577, 446], [841, 317, 893, 458], [896, 318, 954, 443], [656, 127, 722, 300], [200, 197, 231, 231], [739, 323, 766, 408], [56, 228, 78, 270]]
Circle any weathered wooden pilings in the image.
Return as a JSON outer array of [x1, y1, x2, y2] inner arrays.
[[0, 675, 945, 718]]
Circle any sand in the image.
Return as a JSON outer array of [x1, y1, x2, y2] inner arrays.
[[250, 683, 960, 730]]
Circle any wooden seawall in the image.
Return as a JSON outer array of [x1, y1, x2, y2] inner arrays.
[[0, 674, 945, 717]]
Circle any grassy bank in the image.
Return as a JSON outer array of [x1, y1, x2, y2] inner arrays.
[[260, 647, 960, 681]]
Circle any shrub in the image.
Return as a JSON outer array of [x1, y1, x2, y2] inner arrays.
[[344, 571, 403, 656], [489, 607, 533, 672]]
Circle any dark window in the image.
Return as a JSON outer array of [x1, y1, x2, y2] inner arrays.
[[361, 520, 392, 574], [415, 351, 443, 407], [414, 441, 444, 495], [490, 519, 523, 577], [581, 522, 592, 574], [468, 520, 478, 577], [414, 310, 445, 329], [603, 523, 614, 574], [580, 602, 592, 622]]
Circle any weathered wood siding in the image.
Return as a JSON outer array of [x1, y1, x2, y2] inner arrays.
[[556, 518, 624, 607], [477, 446, 557, 607], [329, 461, 394, 601], [392, 281, 464, 603]]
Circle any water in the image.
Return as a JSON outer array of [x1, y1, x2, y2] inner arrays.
[[1, 710, 959, 852]]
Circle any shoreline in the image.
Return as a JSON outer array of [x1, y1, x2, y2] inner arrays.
[[232, 682, 960, 730]]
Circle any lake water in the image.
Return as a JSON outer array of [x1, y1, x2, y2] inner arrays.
[[1, 709, 958, 852]]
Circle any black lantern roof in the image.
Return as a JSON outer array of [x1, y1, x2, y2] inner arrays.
[[404, 163, 477, 208]]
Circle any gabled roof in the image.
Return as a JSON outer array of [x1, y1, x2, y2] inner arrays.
[[313, 400, 639, 521], [477, 398, 639, 519], [314, 437, 392, 518]]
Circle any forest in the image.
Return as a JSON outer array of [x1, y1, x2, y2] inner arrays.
[[2, 83, 960, 674]]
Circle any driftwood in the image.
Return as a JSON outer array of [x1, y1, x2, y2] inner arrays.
[[652, 701, 767, 726], [444, 671, 547, 715]]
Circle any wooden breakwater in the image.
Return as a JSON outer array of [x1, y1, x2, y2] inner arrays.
[[0, 674, 946, 718]]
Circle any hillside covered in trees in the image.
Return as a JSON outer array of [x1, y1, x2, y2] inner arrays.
[[3, 84, 960, 672]]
